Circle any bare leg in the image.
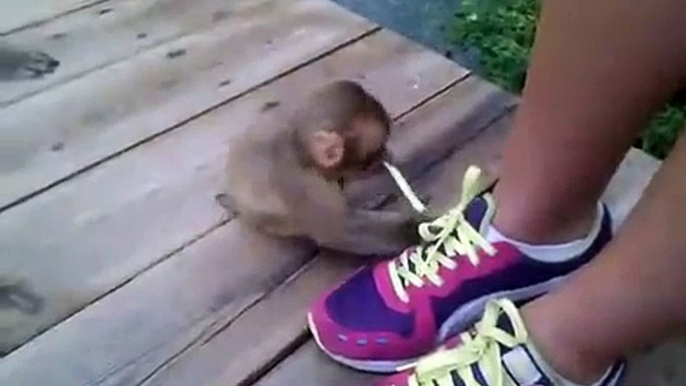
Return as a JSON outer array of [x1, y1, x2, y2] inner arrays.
[[524, 134, 686, 383], [487, 0, 686, 383], [493, 0, 686, 243]]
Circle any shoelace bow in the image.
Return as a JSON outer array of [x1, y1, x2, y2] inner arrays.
[[386, 166, 497, 303], [404, 299, 528, 386]]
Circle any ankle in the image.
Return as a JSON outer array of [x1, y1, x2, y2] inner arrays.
[[522, 302, 615, 385], [492, 195, 599, 244]]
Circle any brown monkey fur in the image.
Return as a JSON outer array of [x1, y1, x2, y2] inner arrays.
[[219, 80, 420, 255]]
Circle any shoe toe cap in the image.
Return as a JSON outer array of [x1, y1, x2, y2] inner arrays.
[[307, 267, 415, 360]]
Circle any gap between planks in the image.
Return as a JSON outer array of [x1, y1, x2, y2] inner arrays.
[[148, 111, 663, 386], [0, 10, 388, 356], [0, 0, 378, 213], [252, 113, 513, 386], [252, 134, 664, 386], [138, 83, 517, 386], [0, 27, 461, 354], [0, 29, 470, 386], [0, 0, 109, 36], [1, 0, 333, 106], [0, 27, 380, 214]]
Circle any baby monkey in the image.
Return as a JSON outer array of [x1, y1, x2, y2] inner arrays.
[[219, 80, 421, 255]]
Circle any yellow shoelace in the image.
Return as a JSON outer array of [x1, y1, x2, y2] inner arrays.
[[404, 299, 528, 386], [385, 165, 497, 303]]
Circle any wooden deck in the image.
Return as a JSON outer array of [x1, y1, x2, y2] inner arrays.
[[0, 1, 684, 385]]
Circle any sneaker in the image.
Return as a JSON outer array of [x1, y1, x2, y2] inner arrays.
[[372, 299, 625, 386], [307, 166, 612, 372]]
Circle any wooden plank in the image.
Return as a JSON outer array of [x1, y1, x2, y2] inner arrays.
[[141, 256, 360, 386], [0, 221, 316, 386], [406, 113, 511, 212], [0, 0, 376, 211], [251, 121, 515, 386], [256, 320, 686, 386], [344, 77, 515, 209], [0, 0, 105, 35], [624, 339, 686, 386], [603, 148, 660, 228], [140, 78, 515, 386], [256, 343, 377, 386], [410, 118, 661, 225], [0, 0, 304, 105], [0, 29, 465, 359], [250, 119, 665, 386], [260, 339, 686, 386]]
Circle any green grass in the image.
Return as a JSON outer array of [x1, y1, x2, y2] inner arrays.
[[445, 0, 685, 159]]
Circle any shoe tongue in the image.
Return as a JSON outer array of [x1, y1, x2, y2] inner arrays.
[[464, 193, 495, 233], [400, 193, 495, 285]]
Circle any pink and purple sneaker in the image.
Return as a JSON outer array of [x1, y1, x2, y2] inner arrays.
[[307, 167, 612, 373]]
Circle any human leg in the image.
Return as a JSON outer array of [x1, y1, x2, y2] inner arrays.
[[491, 0, 686, 381], [494, 0, 686, 243], [372, 144, 686, 384], [308, 0, 686, 376], [368, 0, 686, 382], [523, 132, 686, 383]]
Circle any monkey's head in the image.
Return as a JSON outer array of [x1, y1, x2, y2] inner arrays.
[[291, 80, 392, 180]]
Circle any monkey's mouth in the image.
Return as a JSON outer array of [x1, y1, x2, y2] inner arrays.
[[360, 148, 394, 173], [362, 158, 385, 173]]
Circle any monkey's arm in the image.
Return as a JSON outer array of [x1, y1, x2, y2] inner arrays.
[[287, 172, 420, 255], [343, 167, 433, 215], [318, 208, 421, 255], [342, 171, 398, 209]]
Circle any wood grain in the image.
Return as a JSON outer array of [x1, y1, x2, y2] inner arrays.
[[0, 0, 105, 35], [344, 76, 515, 209], [0, 28, 465, 370], [0, 0, 316, 105], [255, 343, 377, 386], [409, 115, 661, 225], [140, 77, 515, 386], [257, 338, 686, 386], [142, 256, 360, 386], [0, 221, 316, 386], [248, 115, 510, 386], [0, 0, 376, 211], [624, 338, 686, 386], [247, 117, 665, 386]]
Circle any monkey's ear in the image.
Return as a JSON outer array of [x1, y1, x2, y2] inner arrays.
[[309, 130, 345, 169]]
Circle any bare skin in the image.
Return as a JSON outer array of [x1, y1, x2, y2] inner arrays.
[[491, 0, 686, 383], [524, 135, 686, 383], [220, 81, 421, 256], [494, 0, 686, 244]]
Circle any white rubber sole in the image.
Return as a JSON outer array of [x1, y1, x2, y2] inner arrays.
[[308, 273, 572, 374], [308, 312, 416, 373]]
